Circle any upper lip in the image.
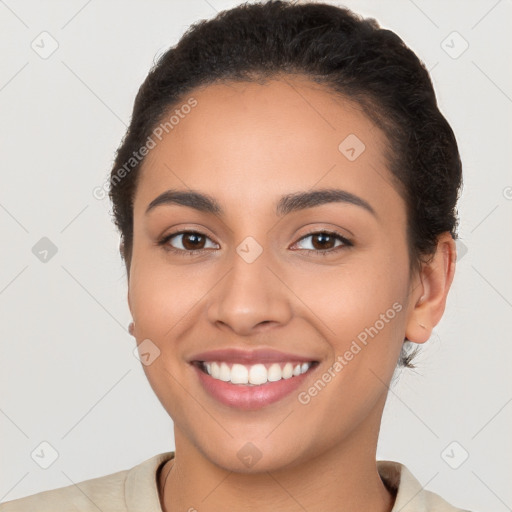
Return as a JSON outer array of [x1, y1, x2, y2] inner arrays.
[[189, 348, 318, 364]]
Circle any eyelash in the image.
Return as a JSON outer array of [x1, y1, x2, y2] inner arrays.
[[157, 229, 353, 257]]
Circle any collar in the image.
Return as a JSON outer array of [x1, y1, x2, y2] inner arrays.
[[124, 452, 462, 511], [377, 460, 465, 511]]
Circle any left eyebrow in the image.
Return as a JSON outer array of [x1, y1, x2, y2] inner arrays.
[[276, 188, 377, 218], [145, 188, 377, 218]]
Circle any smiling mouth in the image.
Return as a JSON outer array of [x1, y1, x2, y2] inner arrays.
[[192, 360, 319, 386]]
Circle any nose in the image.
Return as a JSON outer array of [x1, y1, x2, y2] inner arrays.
[[207, 247, 293, 336]]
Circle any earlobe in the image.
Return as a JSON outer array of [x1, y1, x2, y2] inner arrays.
[[405, 232, 457, 344]]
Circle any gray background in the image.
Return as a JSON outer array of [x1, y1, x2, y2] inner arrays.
[[0, 1, 511, 510]]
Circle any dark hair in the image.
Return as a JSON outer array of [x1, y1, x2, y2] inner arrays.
[[108, 0, 462, 369]]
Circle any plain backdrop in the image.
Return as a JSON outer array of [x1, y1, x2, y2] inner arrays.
[[0, 1, 511, 511]]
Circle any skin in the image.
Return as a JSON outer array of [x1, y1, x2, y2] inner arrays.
[[126, 76, 456, 512]]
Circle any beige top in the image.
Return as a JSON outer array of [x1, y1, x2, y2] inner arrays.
[[0, 452, 470, 511]]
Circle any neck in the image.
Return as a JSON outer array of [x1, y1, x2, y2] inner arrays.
[[160, 404, 395, 512]]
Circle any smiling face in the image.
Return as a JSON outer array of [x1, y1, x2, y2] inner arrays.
[[127, 76, 425, 473]]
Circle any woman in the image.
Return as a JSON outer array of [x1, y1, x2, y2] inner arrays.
[[1, 1, 470, 510]]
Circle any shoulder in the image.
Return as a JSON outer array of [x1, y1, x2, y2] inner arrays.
[[0, 452, 174, 512], [0, 468, 129, 512], [377, 460, 473, 512]]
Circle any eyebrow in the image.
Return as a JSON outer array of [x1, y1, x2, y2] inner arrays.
[[145, 188, 376, 218]]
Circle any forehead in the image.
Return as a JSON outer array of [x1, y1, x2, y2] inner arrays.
[[134, 77, 402, 219]]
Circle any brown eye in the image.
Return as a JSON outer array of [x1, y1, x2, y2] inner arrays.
[[181, 232, 206, 250], [310, 232, 337, 250], [293, 230, 352, 254], [159, 231, 219, 253]]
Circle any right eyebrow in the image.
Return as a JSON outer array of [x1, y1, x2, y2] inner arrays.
[[145, 190, 222, 216]]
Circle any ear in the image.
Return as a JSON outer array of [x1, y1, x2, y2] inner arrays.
[[120, 238, 132, 283], [405, 232, 457, 344], [124, 240, 134, 330], [127, 284, 136, 337]]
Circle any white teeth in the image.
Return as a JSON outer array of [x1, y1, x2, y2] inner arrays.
[[230, 363, 249, 384], [267, 363, 282, 382], [210, 362, 220, 379], [282, 362, 293, 379], [248, 364, 267, 385], [219, 362, 231, 382], [201, 361, 314, 386]]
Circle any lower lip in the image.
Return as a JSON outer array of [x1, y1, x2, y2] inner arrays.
[[193, 364, 316, 410]]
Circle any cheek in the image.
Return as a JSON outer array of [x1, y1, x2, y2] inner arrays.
[[329, 274, 405, 337], [293, 267, 408, 422], [128, 259, 201, 418], [299, 250, 406, 322], [294, 252, 409, 374], [129, 255, 209, 339]]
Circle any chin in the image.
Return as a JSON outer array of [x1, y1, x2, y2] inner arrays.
[[193, 435, 311, 475]]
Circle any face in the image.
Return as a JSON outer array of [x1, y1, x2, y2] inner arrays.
[[128, 77, 421, 473]]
